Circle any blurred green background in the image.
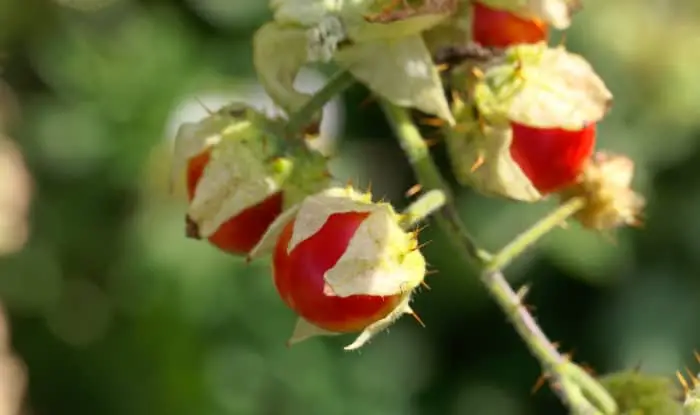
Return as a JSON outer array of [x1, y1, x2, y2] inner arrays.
[[1, 0, 699, 414]]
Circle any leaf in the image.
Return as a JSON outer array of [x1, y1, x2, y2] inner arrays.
[[474, 43, 613, 130], [335, 35, 455, 124], [445, 100, 541, 201], [253, 22, 312, 115], [476, 0, 581, 29]]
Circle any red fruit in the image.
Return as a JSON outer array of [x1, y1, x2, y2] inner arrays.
[[186, 149, 284, 255], [510, 122, 596, 194], [472, 2, 548, 48], [272, 211, 402, 333]]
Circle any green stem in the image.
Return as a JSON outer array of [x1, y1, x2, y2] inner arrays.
[[285, 70, 355, 136], [379, 100, 489, 263], [381, 100, 616, 415], [485, 197, 586, 273], [400, 189, 447, 229]]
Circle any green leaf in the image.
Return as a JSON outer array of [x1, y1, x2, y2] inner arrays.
[[253, 22, 312, 115], [335, 35, 454, 124]]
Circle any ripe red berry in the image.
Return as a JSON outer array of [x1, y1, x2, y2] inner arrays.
[[272, 211, 402, 333], [186, 148, 284, 255], [509, 122, 596, 194], [472, 2, 548, 48]]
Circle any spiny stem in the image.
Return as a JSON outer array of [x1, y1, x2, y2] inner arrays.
[[379, 100, 489, 263], [380, 99, 616, 415], [285, 70, 355, 136]]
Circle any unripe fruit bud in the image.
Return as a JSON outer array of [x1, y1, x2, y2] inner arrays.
[[251, 186, 427, 350], [172, 103, 330, 255], [559, 151, 645, 230], [599, 371, 683, 415], [472, 2, 548, 48]]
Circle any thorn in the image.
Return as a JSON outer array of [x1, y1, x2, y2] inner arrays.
[[551, 341, 561, 350], [425, 269, 440, 276], [420, 280, 431, 290], [436, 63, 450, 73], [470, 152, 485, 173], [195, 97, 214, 115], [581, 363, 596, 376], [366, 180, 373, 195], [408, 310, 426, 328], [531, 373, 548, 395], [559, 220, 570, 230], [694, 350, 700, 364], [677, 371, 690, 394], [405, 183, 422, 197], [685, 367, 699, 387], [524, 303, 537, 313], [424, 137, 441, 148], [414, 223, 429, 236], [420, 117, 445, 127], [346, 177, 354, 188], [359, 94, 376, 109], [471, 67, 485, 80], [632, 359, 644, 373], [516, 284, 530, 301], [416, 240, 433, 251], [453, 122, 470, 133]]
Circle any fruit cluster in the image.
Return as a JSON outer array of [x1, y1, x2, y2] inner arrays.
[[170, 0, 644, 351]]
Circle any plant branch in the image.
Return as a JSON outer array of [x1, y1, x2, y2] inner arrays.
[[485, 196, 586, 273], [380, 99, 616, 415], [379, 100, 489, 263], [400, 189, 447, 229], [285, 70, 355, 136]]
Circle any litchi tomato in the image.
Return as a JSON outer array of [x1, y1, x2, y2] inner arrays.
[[509, 122, 596, 194], [472, 2, 548, 48], [272, 211, 402, 333], [186, 148, 284, 255]]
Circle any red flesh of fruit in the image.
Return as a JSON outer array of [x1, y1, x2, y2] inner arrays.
[[472, 2, 548, 48], [186, 149, 284, 255], [510, 122, 596, 194], [272, 211, 401, 333]]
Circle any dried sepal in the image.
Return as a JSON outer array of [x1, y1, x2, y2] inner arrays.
[[286, 186, 375, 252], [287, 318, 339, 346], [559, 151, 645, 231], [170, 103, 248, 193], [174, 103, 330, 255], [187, 135, 290, 238], [474, 42, 612, 130], [444, 96, 541, 201]]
